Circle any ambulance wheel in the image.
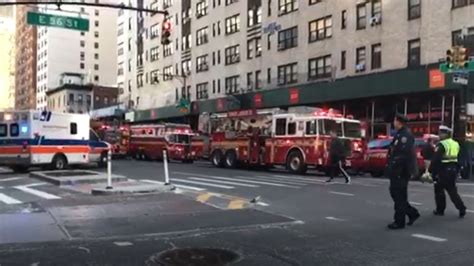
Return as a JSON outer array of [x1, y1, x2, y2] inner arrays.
[[286, 150, 307, 174], [52, 154, 68, 170], [211, 150, 224, 167], [224, 150, 238, 168], [10, 166, 29, 173]]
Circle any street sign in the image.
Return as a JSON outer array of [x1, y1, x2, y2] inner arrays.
[[453, 71, 469, 85], [27, 11, 89, 32]]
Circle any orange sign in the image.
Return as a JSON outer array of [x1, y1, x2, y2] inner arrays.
[[429, 69, 445, 89]]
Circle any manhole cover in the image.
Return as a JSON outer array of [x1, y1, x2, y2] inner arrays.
[[45, 171, 98, 177], [151, 248, 240, 266]]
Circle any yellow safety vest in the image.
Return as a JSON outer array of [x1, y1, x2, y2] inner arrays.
[[440, 138, 459, 163]]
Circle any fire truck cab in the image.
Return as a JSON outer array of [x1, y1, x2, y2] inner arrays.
[[93, 122, 130, 158], [129, 123, 196, 163], [210, 107, 363, 174]]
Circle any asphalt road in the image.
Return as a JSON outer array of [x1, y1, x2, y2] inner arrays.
[[0, 160, 473, 265]]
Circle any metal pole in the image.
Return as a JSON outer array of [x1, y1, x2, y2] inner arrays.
[[371, 101, 375, 139], [441, 95, 446, 125], [451, 95, 456, 133], [163, 149, 170, 185], [404, 98, 408, 115], [106, 149, 112, 189], [342, 104, 346, 117], [428, 101, 431, 134]]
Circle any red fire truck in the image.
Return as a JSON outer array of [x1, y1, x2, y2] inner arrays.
[[209, 107, 364, 174], [92, 122, 130, 158], [129, 123, 196, 162]]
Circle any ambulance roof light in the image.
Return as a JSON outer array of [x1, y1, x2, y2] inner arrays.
[[4, 114, 12, 121]]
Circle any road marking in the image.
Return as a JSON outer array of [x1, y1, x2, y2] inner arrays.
[[141, 179, 209, 191], [461, 194, 474, 198], [228, 199, 246, 209], [255, 202, 270, 206], [269, 174, 326, 183], [25, 183, 47, 187], [409, 201, 423, 206], [140, 179, 164, 185], [14, 185, 61, 200], [114, 241, 133, 247], [171, 178, 234, 189], [457, 183, 474, 186], [329, 191, 354, 196], [325, 216, 346, 221], [257, 176, 319, 185], [197, 192, 213, 203], [411, 234, 447, 242], [0, 177, 25, 182], [218, 176, 300, 188], [0, 193, 23, 204], [466, 210, 474, 213], [189, 177, 260, 188]]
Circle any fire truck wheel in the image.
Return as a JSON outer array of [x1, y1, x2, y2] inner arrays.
[[286, 150, 307, 174], [211, 150, 224, 167], [224, 150, 238, 168], [51, 154, 68, 170]]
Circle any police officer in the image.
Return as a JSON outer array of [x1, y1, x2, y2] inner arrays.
[[386, 114, 420, 230], [429, 125, 467, 218]]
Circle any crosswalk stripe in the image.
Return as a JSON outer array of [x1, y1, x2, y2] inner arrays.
[[0, 177, 25, 182], [0, 193, 22, 204], [171, 178, 235, 189], [267, 174, 327, 183], [189, 177, 259, 188], [252, 176, 309, 185], [329, 191, 354, 196], [14, 185, 61, 200], [141, 179, 206, 191], [216, 176, 300, 188], [461, 194, 474, 198]]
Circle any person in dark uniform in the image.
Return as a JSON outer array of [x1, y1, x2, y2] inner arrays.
[[429, 125, 467, 218], [326, 130, 351, 184], [386, 114, 420, 230]]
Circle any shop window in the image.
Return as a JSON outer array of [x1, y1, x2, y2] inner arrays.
[[275, 118, 287, 135]]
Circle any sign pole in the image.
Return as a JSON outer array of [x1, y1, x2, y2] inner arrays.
[[106, 149, 112, 189], [163, 150, 170, 185]]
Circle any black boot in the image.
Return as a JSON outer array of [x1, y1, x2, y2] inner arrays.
[[459, 209, 466, 218], [433, 210, 444, 216], [407, 213, 420, 226], [387, 222, 405, 230]]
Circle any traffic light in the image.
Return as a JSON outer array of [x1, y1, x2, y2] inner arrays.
[[161, 19, 171, 45], [446, 48, 454, 69], [457, 47, 469, 68]]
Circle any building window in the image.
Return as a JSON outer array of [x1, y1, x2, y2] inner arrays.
[[95, 21, 99, 27], [356, 3, 366, 30], [309, 16, 332, 43], [278, 26, 298, 50], [226, 0, 238, 5], [80, 51, 85, 61], [408, 0, 421, 20], [150, 46, 159, 61], [371, 43, 382, 69], [118, 62, 124, 75], [94, 42, 99, 49], [163, 66, 174, 81], [118, 46, 124, 56], [408, 39, 421, 68], [277, 62, 298, 85], [371, 0, 382, 19], [197, 1, 208, 18], [247, 72, 253, 90], [196, 27, 209, 46], [150, 23, 159, 39], [137, 74, 144, 88], [94, 31, 99, 38], [182, 34, 191, 51], [341, 10, 347, 29], [163, 43, 173, 57], [196, 82, 209, 99], [267, 68, 271, 84], [80, 40, 85, 47], [308, 55, 331, 80], [150, 70, 160, 84], [94, 75, 99, 82], [163, 0, 173, 9], [278, 0, 298, 15], [225, 14, 240, 35], [80, 63, 85, 69], [247, 37, 262, 59], [225, 75, 240, 94], [341, 50, 346, 70], [225, 45, 240, 65], [356, 47, 366, 71], [94, 53, 99, 60], [309, 0, 322, 5], [452, 0, 474, 8], [94, 64, 99, 70], [182, 59, 191, 74], [196, 54, 209, 72], [247, 4, 262, 27]]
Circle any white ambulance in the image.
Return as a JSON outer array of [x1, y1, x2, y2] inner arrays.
[[0, 110, 110, 172]]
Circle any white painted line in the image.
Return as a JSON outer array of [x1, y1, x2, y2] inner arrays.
[[25, 183, 47, 187], [0, 177, 25, 182], [140, 179, 164, 185], [461, 194, 474, 198], [269, 174, 326, 183], [254, 176, 310, 185], [217, 176, 300, 188], [0, 193, 23, 204], [411, 234, 447, 242], [14, 185, 61, 200], [260, 176, 323, 184], [140, 179, 206, 191], [457, 183, 474, 186], [325, 216, 346, 221], [466, 210, 474, 213], [409, 201, 423, 206], [189, 177, 259, 188], [171, 178, 235, 189], [113, 241, 133, 247], [256, 202, 270, 206], [329, 191, 354, 196]]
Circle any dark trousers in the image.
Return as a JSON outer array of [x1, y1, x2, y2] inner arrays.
[[434, 166, 466, 213], [329, 159, 351, 181], [389, 174, 419, 225]]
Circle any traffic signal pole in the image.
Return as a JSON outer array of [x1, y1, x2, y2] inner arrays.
[[0, 1, 168, 15]]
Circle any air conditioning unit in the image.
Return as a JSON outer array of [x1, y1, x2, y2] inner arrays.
[[152, 77, 159, 83], [232, 55, 240, 62], [370, 15, 381, 26], [355, 63, 366, 72], [183, 17, 191, 23]]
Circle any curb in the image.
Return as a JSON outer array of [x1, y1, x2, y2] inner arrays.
[[29, 171, 128, 186], [91, 184, 175, 195]]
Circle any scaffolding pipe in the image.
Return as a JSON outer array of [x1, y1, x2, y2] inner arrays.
[[441, 95, 446, 125]]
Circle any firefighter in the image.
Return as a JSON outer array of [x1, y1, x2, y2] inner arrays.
[[429, 125, 467, 218], [326, 130, 351, 184], [386, 114, 420, 230]]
